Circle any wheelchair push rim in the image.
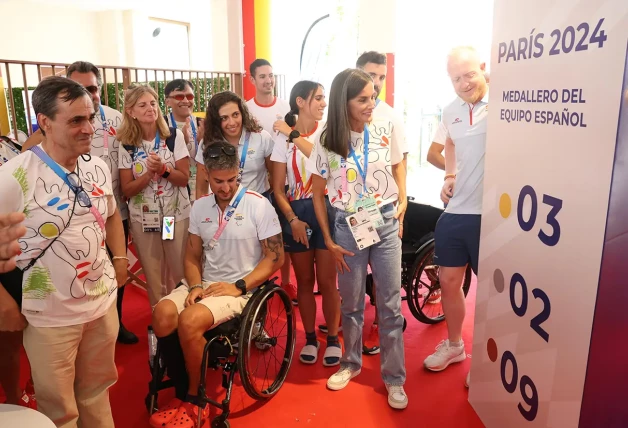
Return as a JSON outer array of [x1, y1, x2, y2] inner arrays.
[[238, 284, 296, 400]]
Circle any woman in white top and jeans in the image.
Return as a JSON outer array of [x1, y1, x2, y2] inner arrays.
[[307, 69, 409, 409], [271, 81, 341, 366], [118, 85, 191, 308]]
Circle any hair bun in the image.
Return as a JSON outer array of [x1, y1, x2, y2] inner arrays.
[[284, 111, 297, 127]]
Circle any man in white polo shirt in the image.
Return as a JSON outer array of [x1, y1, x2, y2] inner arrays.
[[245, 58, 294, 301], [423, 46, 488, 387], [148, 140, 284, 427], [245, 59, 290, 134]]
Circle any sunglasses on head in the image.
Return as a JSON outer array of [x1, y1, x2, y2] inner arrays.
[[169, 94, 195, 101], [206, 145, 236, 158]]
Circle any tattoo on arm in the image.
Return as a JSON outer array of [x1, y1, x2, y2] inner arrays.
[[262, 233, 283, 263]]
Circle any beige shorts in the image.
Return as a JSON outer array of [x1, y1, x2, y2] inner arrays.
[[161, 283, 252, 328]]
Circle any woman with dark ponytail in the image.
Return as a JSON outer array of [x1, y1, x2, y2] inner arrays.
[[271, 81, 341, 366]]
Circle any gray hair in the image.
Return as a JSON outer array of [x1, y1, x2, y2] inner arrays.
[[67, 61, 103, 87]]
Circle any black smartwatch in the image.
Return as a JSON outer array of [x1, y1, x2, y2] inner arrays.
[[235, 279, 247, 295], [288, 130, 301, 143], [161, 166, 171, 179]]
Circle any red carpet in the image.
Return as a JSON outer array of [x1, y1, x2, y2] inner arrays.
[[5, 277, 484, 428]]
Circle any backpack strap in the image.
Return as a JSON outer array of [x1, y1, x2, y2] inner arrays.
[[165, 127, 177, 153]]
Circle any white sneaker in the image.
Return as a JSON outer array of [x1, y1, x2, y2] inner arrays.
[[386, 384, 408, 409], [326, 367, 361, 391], [423, 339, 466, 372], [465, 371, 470, 388]]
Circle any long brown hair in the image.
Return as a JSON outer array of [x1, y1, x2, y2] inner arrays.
[[320, 69, 372, 158], [117, 85, 171, 147], [203, 91, 262, 144]]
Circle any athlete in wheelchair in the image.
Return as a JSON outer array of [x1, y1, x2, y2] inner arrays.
[[147, 141, 296, 428]]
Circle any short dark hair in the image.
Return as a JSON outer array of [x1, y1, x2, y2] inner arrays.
[[32, 76, 92, 136], [67, 61, 102, 87], [203, 140, 239, 171], [164, 79, 195, 97], [249, 58, 272, 77], [356, 51, 387, 69], [203, 91, 262, 143]]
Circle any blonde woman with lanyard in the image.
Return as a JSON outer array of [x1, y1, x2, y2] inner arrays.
[[118, 85, 192, 308], [271, 80, 341, 366], [307, 69, 408, 409]]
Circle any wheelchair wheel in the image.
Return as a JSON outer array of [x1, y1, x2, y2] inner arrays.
[[407, 239, 472, 324], [238, 284, 296, 400]]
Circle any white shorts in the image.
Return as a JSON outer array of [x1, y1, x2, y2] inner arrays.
[[160, 283, 252, 328]]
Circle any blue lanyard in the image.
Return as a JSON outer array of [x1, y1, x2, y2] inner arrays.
[[99, 105, 107, 128], [154, 130, 161, 152], [348, 125, 369, 199], [375, 98, 381, 106], [170, 111, 198, 151], [237, 132, 251, 183], [30, 146, 75, 189]]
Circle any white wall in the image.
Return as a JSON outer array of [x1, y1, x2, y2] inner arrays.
[[0, 0, 101, 64], [0, 0, 242, 73]]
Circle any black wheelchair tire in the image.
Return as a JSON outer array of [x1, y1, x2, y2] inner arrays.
[[237, 284, 296, 400], [407, 239, 472, 324]]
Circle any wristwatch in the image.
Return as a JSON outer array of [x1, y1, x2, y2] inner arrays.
[[161, 166, 171, 178], [288, 130, 301, 143], [235, 279, 247, 295]]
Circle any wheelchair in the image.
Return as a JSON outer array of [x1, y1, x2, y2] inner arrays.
[[398, 198, 473, 324], [145, 278, 296, 428]]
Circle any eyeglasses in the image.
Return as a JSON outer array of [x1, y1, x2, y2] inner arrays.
[[169, 94, 195, 101], [84, 85, 100, 95], [206, 145, 237, 158], [67, 173, 93, 208]]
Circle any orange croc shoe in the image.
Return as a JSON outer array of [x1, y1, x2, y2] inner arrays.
[[149, 398, 182, 427], [165, 401, 210, 428]]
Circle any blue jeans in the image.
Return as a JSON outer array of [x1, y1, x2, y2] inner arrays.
[[333, 203, 406, 385]]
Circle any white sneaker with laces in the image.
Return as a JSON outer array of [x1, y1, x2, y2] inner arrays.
[[326, 367, 361, 391], [386, 385, 408, 409], [423, 339, 466, 371]]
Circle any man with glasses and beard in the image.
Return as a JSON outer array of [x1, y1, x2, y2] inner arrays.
[[0, 76, 127, 427], [22, 61, 137, 344], [148, 140, 284, 428]]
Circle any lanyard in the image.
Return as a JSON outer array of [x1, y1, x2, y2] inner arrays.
[[30, 146, 106, 232], [170, 112, 198, 153], [237, 132, 251, 184], [99, 105, 109, 156], [341, 124, 369, 200], [375, 98, 381, 107], [208, 186, 247, 249]]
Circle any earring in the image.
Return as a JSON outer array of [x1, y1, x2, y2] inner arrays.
[[133, 117, 137, 120]]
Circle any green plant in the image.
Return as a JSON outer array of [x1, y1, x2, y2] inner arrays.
[[5, 76, 231, 134]]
